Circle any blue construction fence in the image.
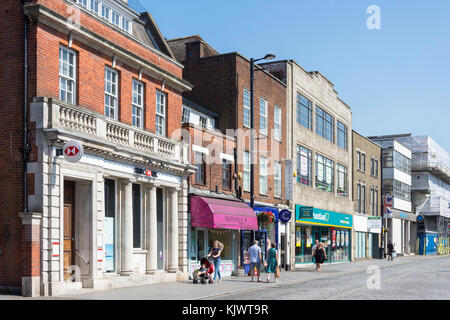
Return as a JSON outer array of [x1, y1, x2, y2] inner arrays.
[[417, 233, 450, 255]]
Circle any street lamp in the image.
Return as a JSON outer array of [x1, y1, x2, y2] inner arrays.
[[250, 53, 275, 210]]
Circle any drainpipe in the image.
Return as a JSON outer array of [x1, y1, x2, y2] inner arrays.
[[22, 0, 31, 213]]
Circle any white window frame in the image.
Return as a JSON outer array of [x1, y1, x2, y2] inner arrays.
[[104, 67, 118, 120], [155, 90, 166, 136], [243, 89, 250, 128], [274, 161, 282, 198], [59, 46, 76, 105], [77, 0, 88, 9], [243, 151, 250, 192], [90, 0, 100, 15], [111, 10, 120, 27], [132, 79, 144, 129], [182, 107, 190, 124], [259, 156, 268, 195], [102, 5, 111, 21], [259, 98, 268, 135], [122, 17, 131, 33], [274, 106, 281, 141]]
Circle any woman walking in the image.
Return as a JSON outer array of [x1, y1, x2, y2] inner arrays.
[[314, 242, 327, 272], [266, 242, 279, 283], [207, 240, 223, 283]]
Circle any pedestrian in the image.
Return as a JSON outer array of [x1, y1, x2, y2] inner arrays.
[[314, 242, 327, 272], [387, 241, 394, 261], [312, 239, 319, 268], [266, 242, 279, 283], [207, 240, 223, 283], [248, 240, 262, 282]]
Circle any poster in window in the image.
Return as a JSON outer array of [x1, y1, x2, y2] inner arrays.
[[306, 230, 312, 248], [300, 151, 308, 176], [296, 228, 301, 247], [336, 231, 341, 247], [341, 230, 345, 246], [318, 164, 324, 182], [326, 167, 332, 185], [338, 171, 344, 189], [345, 231, 349, 247]]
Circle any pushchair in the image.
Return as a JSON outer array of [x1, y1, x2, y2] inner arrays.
[[193, 257, 215, 284]]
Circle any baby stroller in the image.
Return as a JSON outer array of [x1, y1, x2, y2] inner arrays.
[[193, 257, 215, 284]]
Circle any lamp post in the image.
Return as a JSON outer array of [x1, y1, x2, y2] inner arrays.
[[250, 53, 275, 210]]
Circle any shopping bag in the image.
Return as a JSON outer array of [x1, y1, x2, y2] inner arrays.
[[275, 266, 280, 278]]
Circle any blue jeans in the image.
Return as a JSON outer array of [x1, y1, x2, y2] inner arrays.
[[213, 258, 221, 280]]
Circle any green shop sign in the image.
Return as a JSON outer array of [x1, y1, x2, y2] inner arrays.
[[295, 205, 353, 229]]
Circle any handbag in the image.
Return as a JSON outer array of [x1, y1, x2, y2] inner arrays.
[[275, 266, 280, 278]]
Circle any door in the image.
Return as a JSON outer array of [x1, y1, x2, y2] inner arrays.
[[104, 179, 115, 272], [63, 181, 75, 281]]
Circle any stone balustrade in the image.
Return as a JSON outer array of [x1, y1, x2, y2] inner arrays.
[[46, 99, 186, 163]]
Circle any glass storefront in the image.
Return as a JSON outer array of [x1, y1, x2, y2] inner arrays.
[[295, 205, 352, 264]]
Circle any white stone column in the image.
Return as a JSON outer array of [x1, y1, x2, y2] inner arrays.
[[146, 185, 158, 274], [285, 221, 291, 270], [168, 188, 179, 273], [406, 220, 410, 254], [120, 180, 133, 276]]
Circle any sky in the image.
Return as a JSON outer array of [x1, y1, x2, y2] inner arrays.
[[138, 0, 450, 151]]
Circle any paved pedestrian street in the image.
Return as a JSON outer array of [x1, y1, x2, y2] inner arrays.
[[1, 255, 448, 300]]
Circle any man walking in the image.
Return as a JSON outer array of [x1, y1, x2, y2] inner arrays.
[[312, 239, 319, 269], [248, 240, 262, 282], [387, 241, 394, 261]]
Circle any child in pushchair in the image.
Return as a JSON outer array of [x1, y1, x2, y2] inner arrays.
[[193, 257, 214, 284]]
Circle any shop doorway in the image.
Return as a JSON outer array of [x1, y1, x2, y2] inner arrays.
[[63, 181, 75, 281], [104, 179, 116, 273]]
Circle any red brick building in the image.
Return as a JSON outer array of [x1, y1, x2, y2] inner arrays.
[[168, 36, 289, 268], [0, 0, 195, 296]]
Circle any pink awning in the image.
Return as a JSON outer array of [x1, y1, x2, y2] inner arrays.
[[190, 196, 258, 230]]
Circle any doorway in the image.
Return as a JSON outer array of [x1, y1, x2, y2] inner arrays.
[[156, 188, 165, 270], [63, 181, 75, 281]]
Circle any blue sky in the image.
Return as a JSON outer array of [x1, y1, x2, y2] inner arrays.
[[139, 0, 450, 151]]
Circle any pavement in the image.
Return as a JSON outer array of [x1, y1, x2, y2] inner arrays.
[[1, 254, 448, 300]]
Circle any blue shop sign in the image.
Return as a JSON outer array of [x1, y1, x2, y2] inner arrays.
[[295, 205, 352, 229], [278, 209, 292, 223], [254, 206, 279, 222]]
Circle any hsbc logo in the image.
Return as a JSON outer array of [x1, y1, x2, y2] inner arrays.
[[63, 140, 84, 163]]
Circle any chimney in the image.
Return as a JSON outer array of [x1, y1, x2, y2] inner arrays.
[[185, 40, 206, 61]]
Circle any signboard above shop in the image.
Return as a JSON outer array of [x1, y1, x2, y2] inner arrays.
[[298, 206, 314, 219], [295, 205, 353, 229]]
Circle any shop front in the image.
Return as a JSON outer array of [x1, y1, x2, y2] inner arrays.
[[189, 196, 258, 277], [294, 205, 352, 265]]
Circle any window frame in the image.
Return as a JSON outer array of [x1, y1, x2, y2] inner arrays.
[[337, 163, 348, 197], [59, 46, 77, 105], [182, 107, 190, 124], [222, 159, 232, 190], [297, 145, 312, 187], [337, 121, 348, 150], [104, 66, 118, 120], [274, 106, 281, 141], [243, 151, 251, 192], [259, 97, 268, 135], [315, 153, 335, 193], [155, 90, 167, 137], [132, 79, 144, 129], [297, 93, 312, 130], [194, 152, 206, 185], [243, 89, 251, 128], [259, 156, 268, 195]]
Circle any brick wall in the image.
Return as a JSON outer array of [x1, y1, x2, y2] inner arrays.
[[184, 123, 237, 196], [182, 52, 287, 207], [0, 0, 27, 287]]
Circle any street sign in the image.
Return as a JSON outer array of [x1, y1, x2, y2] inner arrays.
[[417, 215, 424, 222], [63, 140, 84, 163], [278, 209, 292, 223]]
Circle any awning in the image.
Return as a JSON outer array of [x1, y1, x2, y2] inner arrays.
[[190, 196, 258, 230]]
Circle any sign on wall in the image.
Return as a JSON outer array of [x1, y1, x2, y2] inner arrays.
[[284, 159, 293, 201], [63, 140, 84, 163]]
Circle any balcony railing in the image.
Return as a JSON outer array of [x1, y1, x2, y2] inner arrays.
[[42, 99, 186, 164]]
